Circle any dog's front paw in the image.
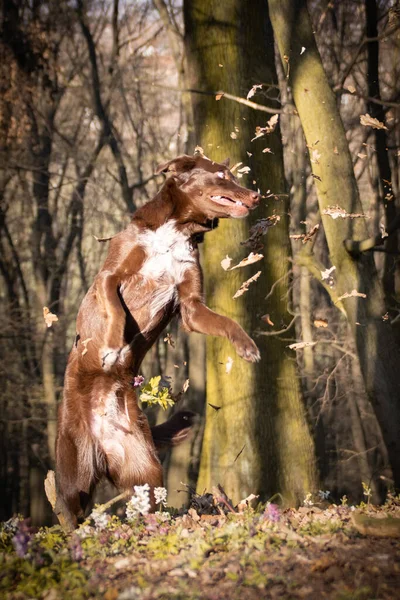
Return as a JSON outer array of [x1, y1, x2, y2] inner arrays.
[[233, 335, 261, 363], [100, 347, 122, 370]]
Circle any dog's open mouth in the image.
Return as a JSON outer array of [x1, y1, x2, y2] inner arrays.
[[210, 195, 245, 208]]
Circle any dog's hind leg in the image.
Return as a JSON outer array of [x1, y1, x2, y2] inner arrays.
[[55, 431, 99, 530]]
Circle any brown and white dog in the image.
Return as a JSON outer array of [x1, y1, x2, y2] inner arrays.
[[55, 154, 260, 530]]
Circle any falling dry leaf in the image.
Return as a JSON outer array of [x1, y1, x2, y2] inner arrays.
[[321, 265, 336, 281], [93, 235, 113, 242], [337, 289, 367, 302], [261, 314, 274, 326], [382, 312, 389, 321], [182, 379, 190, 393], [310, 149, 321, 164], [333, 146, 339, 155], [194, 145, 204, 155], [241, 216, 280, 250], [314, 319, 328, 328], [163, 333, 175, 347], [300, 46, 306, 55], [247, 84, 263, 100], [43, 307, 58, 328], [288, 341, 317, 350], [360, 113, 387, 130], [208, 403, 222, 411], [81, 337, 93, 356], [237, 166, 251, 174], [357, 153, 367, 159], [229, 252, 264, 270], [323, 205, 368, 219], [225, 356, 234, 374], [303, 224, 320, 243], [233, 271, 261, 298], [230, 131, 238, 139], [262, 147, 273, 153], [347, 85, 356, 94], [290, 234, 304, 240], [215, 93, 224, 101], [221, 255, 232, 270], [230, 162, 242, 173], [251, 114, 279, 141]]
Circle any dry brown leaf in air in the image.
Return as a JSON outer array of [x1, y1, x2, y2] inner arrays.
[[337, 289, 367, 302], [230, 252, 264, 270], [321, 265, 336, 280], [230, 132, 238, 139], [241, 216, 280, 250], [215, 93, 224, 101], [81, 337, 93, 356], [360, 113, 387, 130], [43, 307, 58, 328], [261, 314, 274, 326], [194, 145, 204, 155], [314, 319, 328, 328], [221, 255, 232, 271], [303, 223, 320, 243], [225, 357, 234, 374], [357, 153, 367, 159], [182, 379, 190, 393], [347, 85, 356, 94], [262, 147, 273, 153], [233, 271, 261, 298], [163, 333, 175, 347], [323, 205, 368, 219], [237, 166, 251, 175], [288, 341, 317, 350], [247, 84, 263, 100], [251, 114, 279, 141]]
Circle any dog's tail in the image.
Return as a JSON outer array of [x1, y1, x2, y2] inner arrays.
[[151, 411, 197, 451]]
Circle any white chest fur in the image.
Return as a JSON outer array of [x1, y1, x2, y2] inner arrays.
[[138, 221, 196, 321]]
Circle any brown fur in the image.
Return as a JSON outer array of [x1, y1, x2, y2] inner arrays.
[[55, 154, 260, 530]]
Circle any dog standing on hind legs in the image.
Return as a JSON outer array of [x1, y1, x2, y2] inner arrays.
[[55, 154, 261, 530]]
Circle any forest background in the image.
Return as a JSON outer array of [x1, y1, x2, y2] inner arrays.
[[0, 0, 399, 526]]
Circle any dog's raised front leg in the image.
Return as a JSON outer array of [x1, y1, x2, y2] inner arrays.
[[97, 271, 127, 369], [178, 267, 260, 362]]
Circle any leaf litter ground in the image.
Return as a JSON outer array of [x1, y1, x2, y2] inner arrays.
[[1, 492, 399, 600]]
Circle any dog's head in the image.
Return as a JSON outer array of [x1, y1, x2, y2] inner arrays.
[[156, 154, 260, 220]]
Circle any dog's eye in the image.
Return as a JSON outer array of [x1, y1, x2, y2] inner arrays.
[[217, 171, 225, 179]]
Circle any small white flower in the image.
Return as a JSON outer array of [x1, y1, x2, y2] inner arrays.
[[303, 492, 314, 507], [318, 490, 330, 500], [126, 483, 151, 519], [90, 508, 110, 530], [154, 487, 168, 507], [76, 525, 93, 539]]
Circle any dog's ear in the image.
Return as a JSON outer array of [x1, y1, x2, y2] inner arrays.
[[155, 155, 196, 176], [221, 157, 230, 167]]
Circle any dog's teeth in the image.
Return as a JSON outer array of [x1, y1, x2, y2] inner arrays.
[[236, 201, 243, 206], [212, 195, 221, 200]]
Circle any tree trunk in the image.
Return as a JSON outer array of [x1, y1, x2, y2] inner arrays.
[[184, 0, 318, 505], [269, 0, 400, 487]]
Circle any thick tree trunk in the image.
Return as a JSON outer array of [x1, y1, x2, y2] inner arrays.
[[184, 0, 317, 505], [269, 0, 400, 487]]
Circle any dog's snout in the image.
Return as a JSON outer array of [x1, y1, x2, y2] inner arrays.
[[251, 191, 260, 204]]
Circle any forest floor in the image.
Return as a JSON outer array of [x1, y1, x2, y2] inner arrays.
[[1, 490, 400, 600]]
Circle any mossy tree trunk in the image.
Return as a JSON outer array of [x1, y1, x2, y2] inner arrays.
[[184, 0, 318, 505], [269, 0, 400, 487]]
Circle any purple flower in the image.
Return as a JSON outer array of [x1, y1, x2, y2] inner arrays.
[[12, 520, 32, 558], [69, 535, 84, 562], [265, 503, 281, 523], [133, 376, 145, 387]]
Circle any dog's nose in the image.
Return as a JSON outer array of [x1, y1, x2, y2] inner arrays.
[[251, 192, 261, 204]]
